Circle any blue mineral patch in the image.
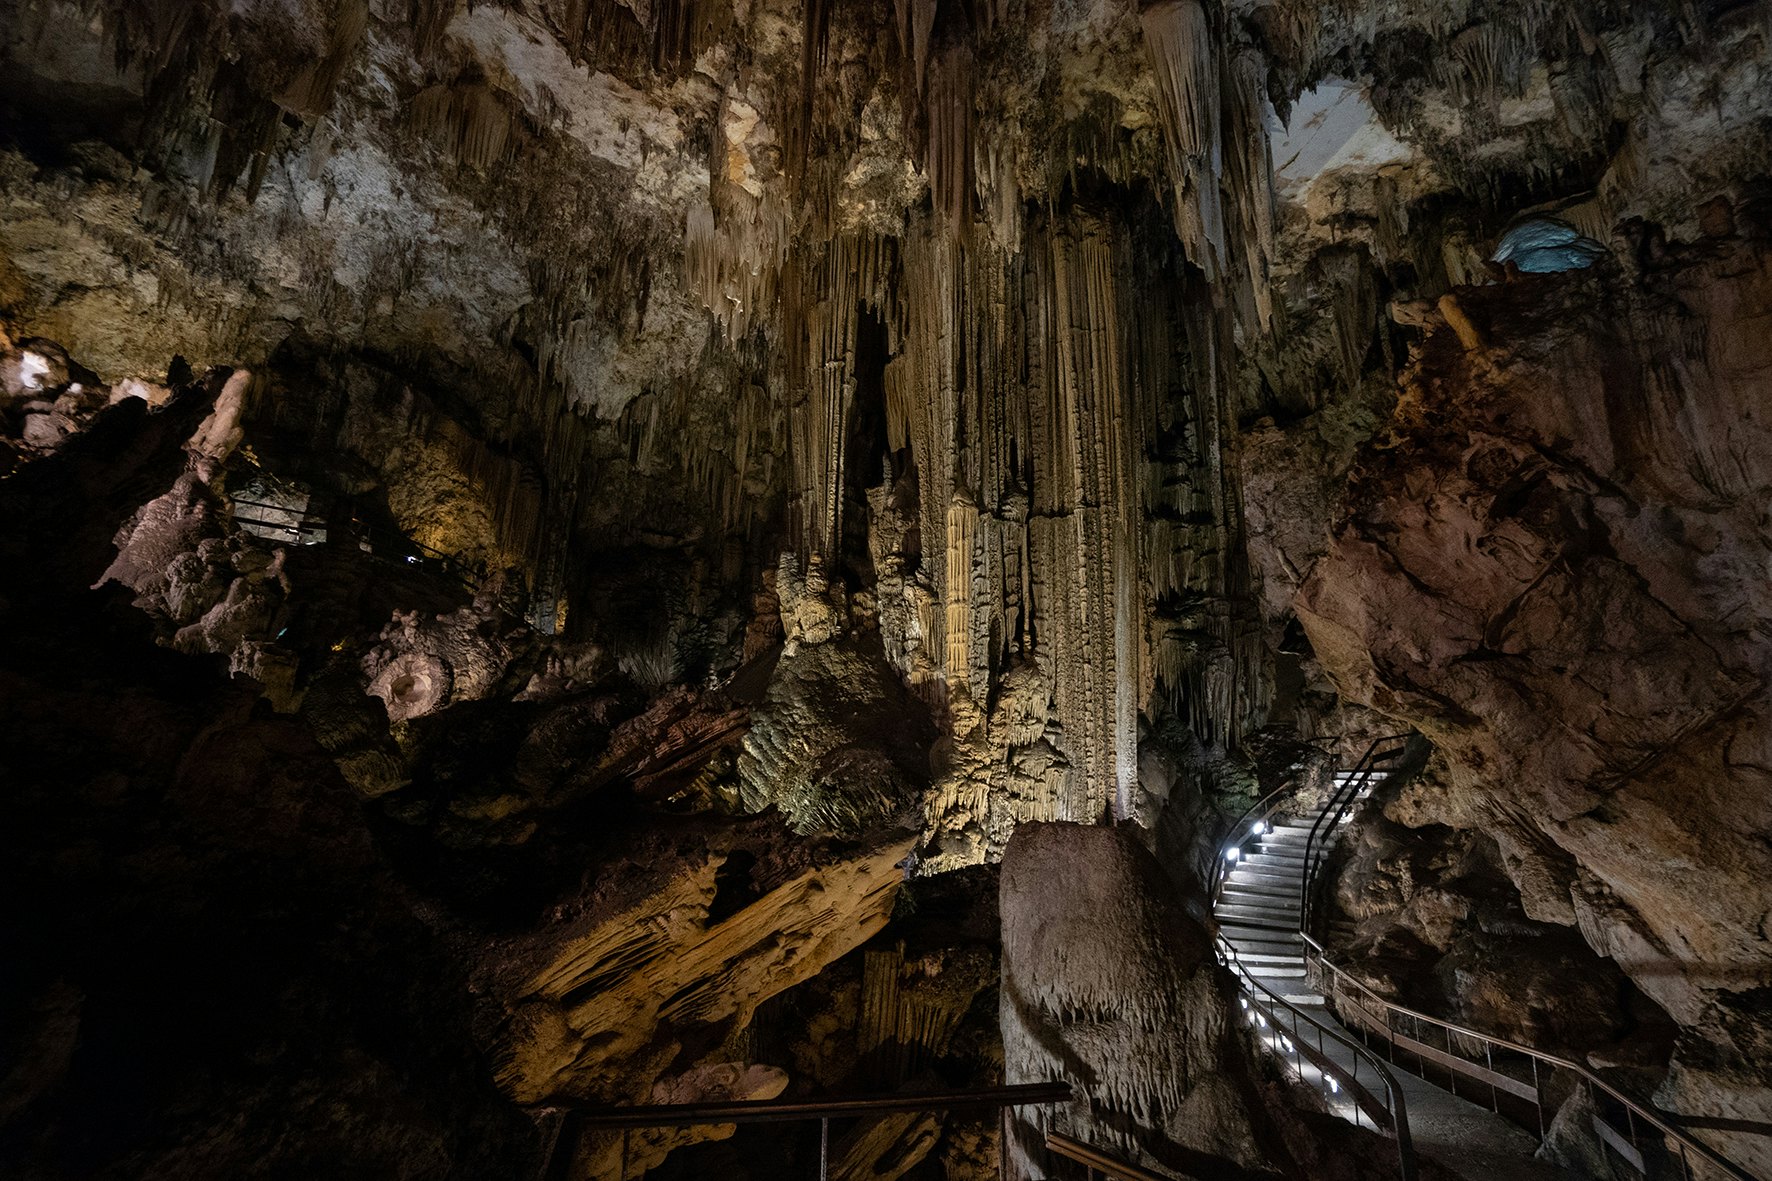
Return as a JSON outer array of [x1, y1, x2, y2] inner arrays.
[[1492, 217, 1611, 273]]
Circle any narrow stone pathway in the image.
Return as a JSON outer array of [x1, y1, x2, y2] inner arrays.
[[1214, 773, 1581, 1181]]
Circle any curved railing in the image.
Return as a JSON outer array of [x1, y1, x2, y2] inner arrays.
[[1290, 736, 1760, 1181], [1308, 951, 1759, 1181], [1297, 735, 1412, 933], [1216, 934, 1418, 1180], [1206, 736, 1336, 905]]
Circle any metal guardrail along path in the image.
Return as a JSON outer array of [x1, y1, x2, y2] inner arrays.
[[1213, 735, 1761, 1181]]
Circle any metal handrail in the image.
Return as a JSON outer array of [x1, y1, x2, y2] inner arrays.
[[1215, 934, 1417, 1180], [1309, 952, 1760, 1181], [1208, 744, 1334, 904], [1287, 736, 1759, 1181], [1045, 1132, 1184, 1180], [1297, 735, 1412, 936], [567, 1081, 1073, 1126]]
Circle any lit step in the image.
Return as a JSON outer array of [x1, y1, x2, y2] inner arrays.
[[1217, 893, 1302, 912], [1222, 878, 1299, 899], [1232, 950, 1306, 967], [1220, 876, 1296, 898], [1222, 916, 1302, 934], [1223, 871, 1298, 893], [1219, 899, 1302, 921], [1219, 933, 1304, 955], [1222, 932, 1304, 951]]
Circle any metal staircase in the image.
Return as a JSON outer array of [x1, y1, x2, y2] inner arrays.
[[1210, 737, 1760, 1181]]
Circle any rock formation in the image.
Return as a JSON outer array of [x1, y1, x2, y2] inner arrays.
[[4, 0, 1772, 1177], [1297, 223, 1772, 1174]]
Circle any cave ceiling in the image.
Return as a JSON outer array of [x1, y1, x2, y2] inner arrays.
[[4, 0, 1772, 1179]]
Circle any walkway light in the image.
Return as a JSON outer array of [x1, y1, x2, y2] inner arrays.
[[1251, 820, 1267, 836], [1225, 847, 1240, 862]]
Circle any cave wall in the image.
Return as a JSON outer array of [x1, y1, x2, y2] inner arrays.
[[1296, 214, 1772, 1171], [5, 0, 1772, 1178]]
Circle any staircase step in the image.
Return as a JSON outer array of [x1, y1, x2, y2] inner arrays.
[[1219, 899, 1302, 921], [1219, 886, 1304, 904], [1250, 842, 1309, 857], [1219, 924, 1303, 946], [1216, 908, 1301, 930], [1220, 876, 1296, 898], [1219, 915, 1304, 936], [1223, 868, 1298, 890], [1244, 852, 1308, 869], [1231, 950, 1306, 967], [1219, 868, 1304, 886], [1245, 986, 1322, 1006]]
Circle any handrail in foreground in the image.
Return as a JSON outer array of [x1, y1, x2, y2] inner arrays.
[[566, 1081, 1073, 1126], [1216, 934, 1417, 1181], [1306, 949, 1760, 1181], [1045, 1132, 1186, 1180]]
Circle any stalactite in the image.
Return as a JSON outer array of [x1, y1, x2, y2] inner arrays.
[[683, 189, 792, 342], [926, 42, 975, 233], [274, 0, 369, 119], [1035, 215, 1143, 822], [1222, 48, 1277, 332], [1140, 0, 1226, 281], [548, 0, 732, 74], [977, 139, 1023, 251], [410, 0, 459, 60], [410, 79, 518, 169], [891, 0, 941, 100], [782, 234, 899, 562]]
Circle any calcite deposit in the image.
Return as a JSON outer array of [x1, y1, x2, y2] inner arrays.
[[4, 0, 1772, 1178]]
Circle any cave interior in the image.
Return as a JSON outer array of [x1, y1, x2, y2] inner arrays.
[[2, 1, 1771, 1179]]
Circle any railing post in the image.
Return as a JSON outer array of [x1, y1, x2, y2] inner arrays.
[[819, 1116, 829, 1181], [1532, 1058, 1544, 1138]]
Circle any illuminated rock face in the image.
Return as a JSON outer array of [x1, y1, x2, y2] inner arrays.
[[999, 822, 1272, 1179], [488, 826, 914, 1177], [5, 1, 1772, 1179], [1297, 228, 1772, 1174]]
